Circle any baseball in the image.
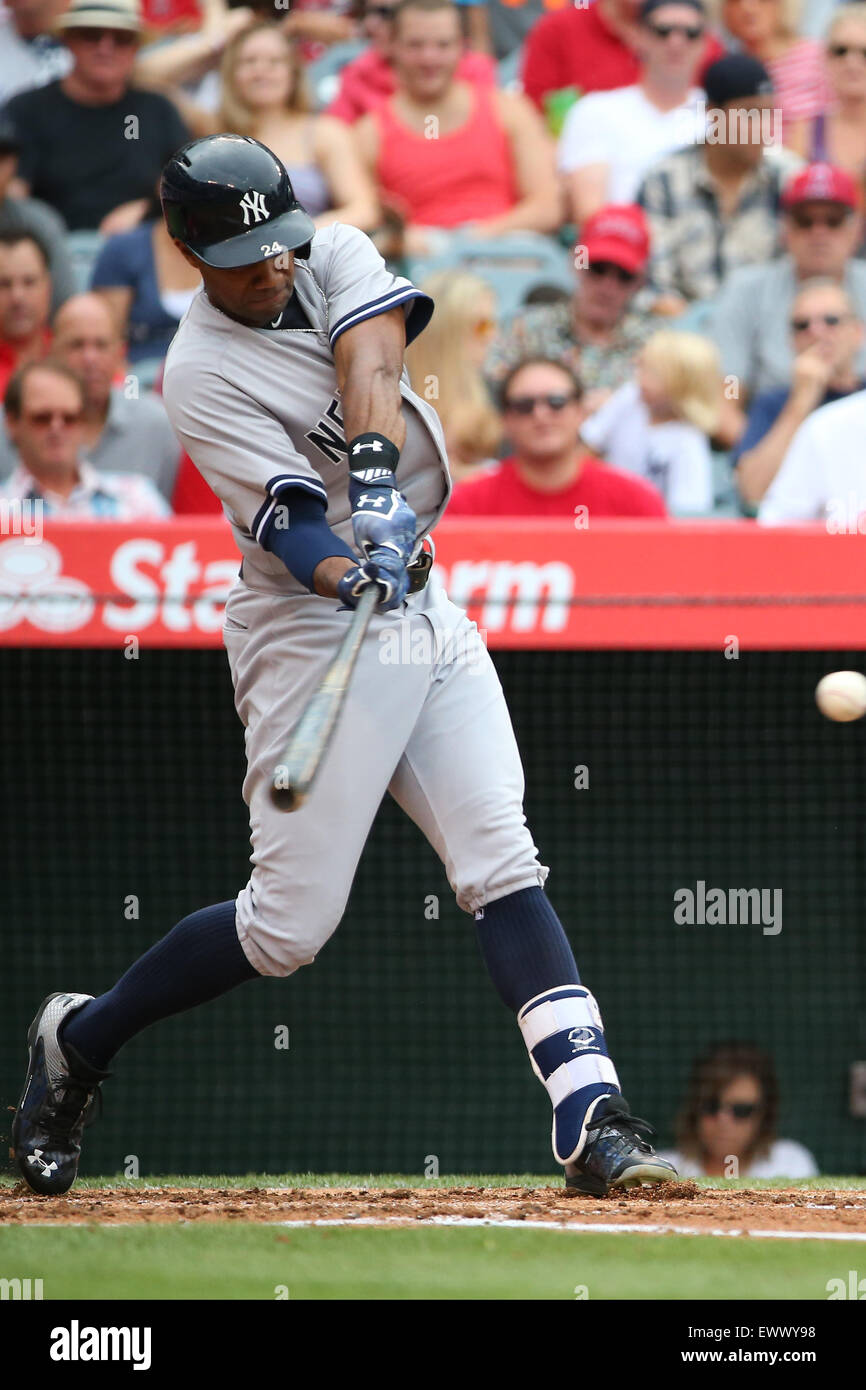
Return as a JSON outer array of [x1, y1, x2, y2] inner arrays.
[[815, 670, 866, 721]]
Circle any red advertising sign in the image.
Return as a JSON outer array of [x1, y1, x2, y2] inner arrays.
[[0, 518, 864, 649]]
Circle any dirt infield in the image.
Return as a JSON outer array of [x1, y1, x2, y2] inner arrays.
[[2, 1183, 866, 1236]]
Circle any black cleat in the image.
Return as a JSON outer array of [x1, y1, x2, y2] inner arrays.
[[12, 993, 109, 1196], [564, 1094, 677, 1195]]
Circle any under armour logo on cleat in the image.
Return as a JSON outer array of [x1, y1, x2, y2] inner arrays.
[[27, 1149, 58, 1176], [474, 908, 485, 920]]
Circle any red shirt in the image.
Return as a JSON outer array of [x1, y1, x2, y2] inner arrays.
[[447, 456, 667, 518], [375, 84, 517, 227], [327, 47, 497, 124], [0, 328, 52, 398], [521, 3, 725, 109]]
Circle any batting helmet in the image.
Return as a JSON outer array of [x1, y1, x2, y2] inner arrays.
[[160, 134, 316, 269]]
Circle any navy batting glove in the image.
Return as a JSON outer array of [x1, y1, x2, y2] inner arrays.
[[348, 469, 417, 566], [337, 551, 410, 613]]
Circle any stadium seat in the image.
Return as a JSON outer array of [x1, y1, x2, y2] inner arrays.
[[407, 232, 575, 317], [497, 47, 523, 92], [306, 40, 367, 109], [711, 450, 743, 518], [67, 230, 106, 293]]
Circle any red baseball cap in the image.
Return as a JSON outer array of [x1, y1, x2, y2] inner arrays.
[[782, 163, 859, 211], [579, 205, 650, 275]]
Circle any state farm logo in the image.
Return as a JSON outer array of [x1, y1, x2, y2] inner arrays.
[[437, 560, 573, 632], [0, 536, 237, 635], [0, 539, 94, 632]]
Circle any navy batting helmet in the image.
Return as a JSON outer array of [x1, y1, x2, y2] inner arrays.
[[160, 134, 316, 269]]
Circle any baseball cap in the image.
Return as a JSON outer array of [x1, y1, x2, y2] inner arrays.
[[702, 54, 773, 107], [55, 0, 142, 32], [641, 0, 705, 20], [782, 162, 859, 211], [579, 205, 650, 275]]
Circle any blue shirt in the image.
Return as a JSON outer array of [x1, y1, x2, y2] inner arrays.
[[733, 381, 866, 463], [91, 220, 191, 363]]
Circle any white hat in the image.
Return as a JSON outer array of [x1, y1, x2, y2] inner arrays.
[[56, 0, 142, 34]]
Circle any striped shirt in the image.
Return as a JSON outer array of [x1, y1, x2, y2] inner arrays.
[[637, 144, 803, 303], [1, 460, 172, 520], [766, 38, 833, 131]]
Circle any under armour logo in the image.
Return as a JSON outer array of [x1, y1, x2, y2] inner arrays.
[[239, 190, 268, 226], [568, 1027, 597, 1053], [27, 1149, 58, 1176], [352, 441, 383, 454], [357, 493, 386, 509]]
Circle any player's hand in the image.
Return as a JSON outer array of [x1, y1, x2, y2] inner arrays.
[[336, 550, 410, 613], [349, 474, 417, 567]]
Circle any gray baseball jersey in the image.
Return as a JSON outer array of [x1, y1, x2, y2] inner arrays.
[[162, 223, 547, 978]]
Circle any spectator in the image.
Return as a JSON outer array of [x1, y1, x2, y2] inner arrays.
[[714, 0, 831, 131], [735, 279, 864, 507], [0, 292, 183, 499], [758, 384, 866, 522], [208, 23, 379, 232], [711, 162, 866, 397], [0, 0, 72, 105], [787, 5, 866, 183], [447, 358, 667, 516], [3, 0, 190, 234], [637, 54, 802, 310], [0, 115, 76, 311], [521, 0, 723, 126], [0, 360, 170, 518], [326, 0, 496, 125], [0, 229, 52, 397], [580, 330, 718, 513], [355, 0, 559, 257], [559, 0, 709, 226], [486, 205, 655, 408], [658, 1041, 818, 1177], [90, 187, 202, 365], [404, 269, 501, 479]]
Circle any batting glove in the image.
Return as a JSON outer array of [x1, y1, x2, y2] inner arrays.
[[336, 549, 410, 613], [348, 469, 417, 567]]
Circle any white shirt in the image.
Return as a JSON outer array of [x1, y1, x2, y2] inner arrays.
[[581, 379, 714, 515], [658, 1139, 819, 1179], [0, 8, 72, 106], [557, 84, 705, 205], [759, 389, 866, 527]]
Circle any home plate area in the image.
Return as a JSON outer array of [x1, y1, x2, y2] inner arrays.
[[3, 1184, 866, 1238]]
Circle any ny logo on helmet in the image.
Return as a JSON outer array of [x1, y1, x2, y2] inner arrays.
[[239, 190, 269, 226]]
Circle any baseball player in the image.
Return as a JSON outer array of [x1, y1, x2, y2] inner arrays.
[[12, 134, 676, 1198]]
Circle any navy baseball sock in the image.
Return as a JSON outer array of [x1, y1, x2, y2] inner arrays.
[[474, 886, 580, 1011], [475, 887, 620, 1164], [59, 901, 259, 1073]]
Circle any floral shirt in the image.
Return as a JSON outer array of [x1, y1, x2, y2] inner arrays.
[[485, 299, 655, 393]]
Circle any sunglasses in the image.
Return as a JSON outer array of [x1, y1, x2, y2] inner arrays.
[[647, 21, 705, 39], [68, 27, 138, 46], [829, 42, 866, 59], [700, 1101, 761, 1120], [366, 4, 396, 17], [790, 312, 848, 331], [24, 409, 82, 427], [790, 209, 849, 229], [588, 261, 638, 285], [504, 393, 576, 415]]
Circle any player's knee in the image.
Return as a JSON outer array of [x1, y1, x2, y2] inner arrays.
[[236, 882, 344, 977]]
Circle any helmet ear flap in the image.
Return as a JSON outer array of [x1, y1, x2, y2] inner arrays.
[[294, 241, 312, 261]]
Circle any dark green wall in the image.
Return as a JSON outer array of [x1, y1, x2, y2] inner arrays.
[[1, 648, 863, 1177]]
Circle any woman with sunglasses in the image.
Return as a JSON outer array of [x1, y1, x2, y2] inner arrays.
[[658, 1041, 818, 1177], [786, 5, 866, 183]]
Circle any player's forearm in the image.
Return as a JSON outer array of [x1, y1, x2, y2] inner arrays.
[[340, 362, 406, 451]]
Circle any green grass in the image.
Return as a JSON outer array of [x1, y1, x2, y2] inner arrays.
[[0, 1224, 859, 1300]]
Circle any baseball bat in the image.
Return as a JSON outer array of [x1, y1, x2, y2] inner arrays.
[[270, 582, 380, 812]]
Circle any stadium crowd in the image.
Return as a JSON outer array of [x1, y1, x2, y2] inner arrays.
[[1, 0, 866, 524]]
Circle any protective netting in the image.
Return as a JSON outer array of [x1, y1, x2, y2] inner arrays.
[[1, 646, 863, 1176]]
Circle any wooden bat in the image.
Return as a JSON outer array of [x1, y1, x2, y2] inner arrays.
[[270, 583, 380, 812]]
